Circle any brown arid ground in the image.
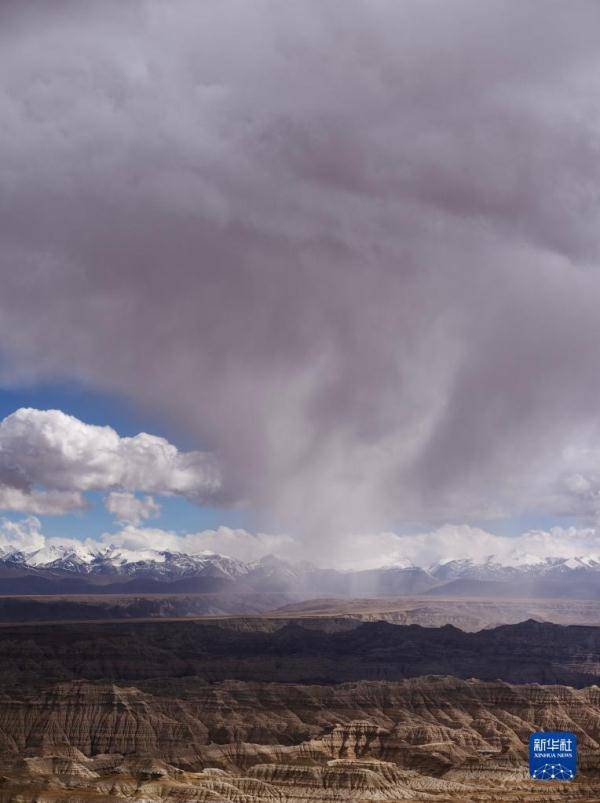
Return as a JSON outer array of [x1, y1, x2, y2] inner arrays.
[[0, 677, 599, 801], [0, 616, 599, 800]]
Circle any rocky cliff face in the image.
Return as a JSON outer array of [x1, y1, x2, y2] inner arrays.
[[0, 677, 599, 800], [4, 676, 600, 765]]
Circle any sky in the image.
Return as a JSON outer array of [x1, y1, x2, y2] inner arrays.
[[1, 0, 600, 567]]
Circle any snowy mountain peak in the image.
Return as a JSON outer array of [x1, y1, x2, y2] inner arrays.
[[427, 552, 600, 582], [379, 558, 415, 571], [0, 542, 600, 589], [26, 543, 95, 568]]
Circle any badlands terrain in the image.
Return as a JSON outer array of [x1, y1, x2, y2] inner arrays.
[[0, 617, 599, 800], [2, 551, 600, 800], [2, 676, 600, 801]]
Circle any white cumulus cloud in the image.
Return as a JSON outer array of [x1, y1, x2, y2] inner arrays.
[[105, 491, 161, 526], [0, 408, 221, 514], [336, 524, 600, 570], [99, 524, 293, 563], [1, 515, 600, 569], [0, 516, 45, 554], [96, 522, 600, 568]]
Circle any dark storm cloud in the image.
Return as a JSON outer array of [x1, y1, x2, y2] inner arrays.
[[2, 0, 600, 556]]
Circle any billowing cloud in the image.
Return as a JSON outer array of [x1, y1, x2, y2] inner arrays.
[[105, 491, 161, 526], [0, 516, 45, 554], [2, 3, 600, 559], [100, 524, 292, 564], [0, 487, 86, 516], [92, 522, 600, 569], [335, 526, 600, 570], [0, 408, 220, 513], [2, 515, 600, 570]]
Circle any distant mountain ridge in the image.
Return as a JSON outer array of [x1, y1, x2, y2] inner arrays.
[[2, 543, 249, 578], [0, 543, 599, 597], [0, 617, 599, 686]]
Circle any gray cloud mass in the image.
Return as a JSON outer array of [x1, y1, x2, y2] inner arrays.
[[2, 1, 600, 559]]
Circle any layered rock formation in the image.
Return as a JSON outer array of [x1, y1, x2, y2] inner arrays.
[[1, 619, 600, 800], [0, 677, 599, 800]]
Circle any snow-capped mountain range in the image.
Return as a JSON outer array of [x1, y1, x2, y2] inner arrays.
[[5, 542, 600, 576], [0, 543, 249, 580], [0, 543, 599, 598], [427, 554, 600, 581]]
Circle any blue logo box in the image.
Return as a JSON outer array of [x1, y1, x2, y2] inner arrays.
[[529, 731, 577, 780]]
